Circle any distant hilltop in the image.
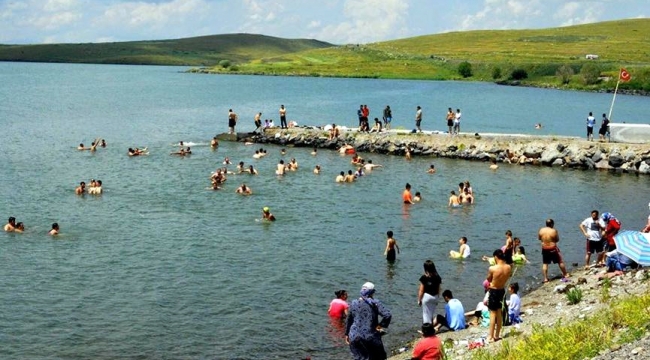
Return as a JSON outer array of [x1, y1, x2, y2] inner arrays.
[[0, 33, 333, 66]]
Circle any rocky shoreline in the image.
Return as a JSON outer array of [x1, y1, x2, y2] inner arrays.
[[387, 266, 650, 360], [221, 128, 650, 174]]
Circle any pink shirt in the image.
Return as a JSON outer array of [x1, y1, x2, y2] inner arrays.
[[412, 336, 442, 360], [328, 298, 349, 318]]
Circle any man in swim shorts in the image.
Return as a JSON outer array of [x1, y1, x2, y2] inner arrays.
[[538, 219, 569, 283], [403, 183, 414, 204], [486, 249, 511, 342], [228, 109, 237, 134], [446, 108, 454, 135], [448, 191, 461, 207], [384, 230, 400, 262], [254, 112, 262, 133]]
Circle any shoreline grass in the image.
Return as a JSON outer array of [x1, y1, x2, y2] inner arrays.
[[470, 293, 650, 360]]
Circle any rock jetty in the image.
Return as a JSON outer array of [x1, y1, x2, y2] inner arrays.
[[220, 128, 650, 174]]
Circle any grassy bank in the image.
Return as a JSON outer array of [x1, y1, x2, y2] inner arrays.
[[470, 292, 650, 360], [203, 18, 650, 93]]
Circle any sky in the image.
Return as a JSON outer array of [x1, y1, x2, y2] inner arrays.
[[0, 0, 647, 45]]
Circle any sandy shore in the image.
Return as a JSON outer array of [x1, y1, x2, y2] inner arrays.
[[387, 265, 650, 360]]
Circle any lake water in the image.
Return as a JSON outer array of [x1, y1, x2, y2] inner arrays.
[[1, 62, 649, 359]]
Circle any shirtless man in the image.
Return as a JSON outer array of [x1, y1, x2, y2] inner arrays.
[[4, 217, 16, 232], [427, 164, 436, 174], [384, 230, 400, 262], [211, 137, 219, 148], [403, 183, 414, 204], [48, 223, 59, 236], [276, 160, 286, 175], [254, 112, 262, 133], [253, 150, 262, 159], [345, 170, 356, 183], [329, 124, 340, 140], [14, 222, 25, 233], [237, 161, 245, 173], [364, 160, 383, 172], [228, 109, 238, 134], [100, 139, 107, 148], [75, 182, 86, 195], [460, 188, 474, 204], [279, 105, 287, 129], [313, 165, 321, 174], [448, 191, 461, 207], [236, 183, 252, 195], [335, 171, 345, 182], [489, 158, 499, 170], [538, 219, 569, 283], [247, 165, 258, 175], [311, 148, 317, 156], [78, 143, 89, 150], [486, 249, 511, 342]]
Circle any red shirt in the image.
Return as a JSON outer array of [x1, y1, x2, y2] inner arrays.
[[412, 336, 442, 360], [604, 218, 621, 246]]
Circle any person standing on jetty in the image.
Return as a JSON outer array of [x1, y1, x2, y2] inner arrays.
[[446, 108, 454, 135], [486, 249, 511, 342], [415, 106, 423, 133], [383, 105, 392, 129], [228, 109, 238, 134], [599, 113, 610, 142], [254, 112, 262, 133], [418, 260, 442, 324], [345, 282, 392, 360], [586, 111, 596, 141], [279, 105, 287, 129], [383, 230, 400, 262], [454, 109, 462, 135], [579, 210, 605, 268], [538, 219, 569, 283]]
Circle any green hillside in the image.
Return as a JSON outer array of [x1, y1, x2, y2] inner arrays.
[[204, 18, 650, 91], [0, 33, 333, 66]]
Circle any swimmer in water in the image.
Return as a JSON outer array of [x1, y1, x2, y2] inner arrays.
[[314, 165, 321, 174], [490, 158, 499, 170], [211, 136, 219, 148], [364, 160, 383, 172], [384, 230, 400, 261], [450, 237, 471, 259], [281, 149, 286, 155], [427, 164, 436, 174], [75, 182, 86, 195], [276, 160, 286, 175], [100, 139, 107, 148], [236, 183, 252, 195], [237, 161, 245, 173], [223, 157, 232, 165], [289, 158, 298, 170], [247, 165, 258, 175], [48, 223, 59, 236], [403, 183, 414, 204], [253, 150, 262, 159], [14, 222, 25, 233], [535, 123, 542, 129], [262, 207, 276, 221], [448, 191, 461, 207], [4, 217, 16, 232], [185, 147, 192, 155], [171, 148, 186, 156], [460, 188, 474, 204], [78, 143, 89, 151], [311, 147, 317, 156], [345, 170, 356, 182], [414, 192, 422, 202], [335, 171, 345, 183]]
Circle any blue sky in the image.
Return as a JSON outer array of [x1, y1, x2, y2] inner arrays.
[[0, 0, 647, 44]]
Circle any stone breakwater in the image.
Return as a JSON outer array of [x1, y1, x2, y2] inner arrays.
[[225, 128, 650, 174]]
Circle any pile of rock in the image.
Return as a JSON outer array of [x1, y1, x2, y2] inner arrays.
[[232, 128, 650, 175]]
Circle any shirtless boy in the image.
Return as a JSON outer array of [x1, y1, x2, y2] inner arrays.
[[345, 170, 356, 183], [276, 160, 286, 175], [486, 249, 511, 342], [75, 182, 86, 195], [538, 219, 569, 283], [4, 217, 16, 232], [448, 191, 461, 207], [384, 230, 400, 262], [48, 223, 59, 236]]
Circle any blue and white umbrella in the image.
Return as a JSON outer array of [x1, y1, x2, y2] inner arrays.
[[614, 230, 650, 266]]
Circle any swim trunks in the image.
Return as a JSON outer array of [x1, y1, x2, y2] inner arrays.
[[447, 119, 453, 127], [542, 246, 563, 264], [487, 288, 505, 311], [586, 239, 605, 254], [386, 249, 396, 262]]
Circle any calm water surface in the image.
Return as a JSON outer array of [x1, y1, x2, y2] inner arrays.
[[1, 62, 649, 359]]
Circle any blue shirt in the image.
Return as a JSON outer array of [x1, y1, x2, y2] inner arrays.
[[445, 298, 466, 331]]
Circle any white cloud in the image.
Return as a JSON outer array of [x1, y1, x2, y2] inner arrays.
[[454, 0, 545, 31], [314, 0, 409, 43], [554, 2, 604, 27]]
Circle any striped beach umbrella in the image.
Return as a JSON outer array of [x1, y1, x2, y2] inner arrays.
[[614, 230, 650, 266]]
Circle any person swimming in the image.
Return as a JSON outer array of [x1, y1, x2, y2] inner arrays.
[[427, 164, 436, 174], [48, 223, 59, 236], [314, 165, 321, 174], [236, 183, 252, 195], [262, 207, 276, 221], [448, 191, 461, 207]]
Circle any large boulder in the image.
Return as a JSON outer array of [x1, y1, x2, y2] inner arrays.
[[541, 148, 562, 165], [523, 145, 543, 159], [639, 161, 650, 174], [608, 154, 625, 168], [591, 149, 603, 163]]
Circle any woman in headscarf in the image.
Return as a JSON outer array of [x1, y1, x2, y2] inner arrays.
[[418, 260, 442, 324], [345, 282, 392, 360]]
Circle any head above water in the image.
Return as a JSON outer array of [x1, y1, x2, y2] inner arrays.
[[262, 207, 270, 213]]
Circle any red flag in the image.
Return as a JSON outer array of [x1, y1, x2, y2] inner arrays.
[[620, 68, 631, 82]]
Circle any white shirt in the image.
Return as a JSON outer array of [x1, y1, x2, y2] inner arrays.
[[461, 244, 471, 258], [508, 293, 521, 317], [581, 217, 604, 241], [454, 112, 461, 124]]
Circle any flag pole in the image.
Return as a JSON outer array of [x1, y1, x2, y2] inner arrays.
[[608, 75, 621, 121]]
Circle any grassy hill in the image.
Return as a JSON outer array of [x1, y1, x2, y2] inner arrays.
[[203, 18, 650, 91], [0, 33, 333, 66]]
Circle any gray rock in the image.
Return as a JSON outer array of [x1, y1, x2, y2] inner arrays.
[[639, 162, 650, 174], [595, 159, 611, 170], [609, 155, 625, 168], [624, 150, 637, 162], [541, 148, 562, 165], [552, 158, 564, 166], [592, 149, 603, 163], [523, 145, 543, 159], [556, 144, 566, 152]]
